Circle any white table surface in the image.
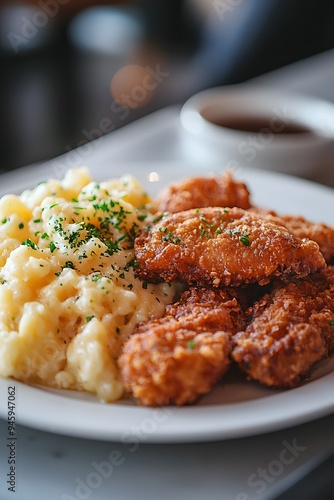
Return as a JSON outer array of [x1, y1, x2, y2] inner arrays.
[[1, 49, 334, 500]]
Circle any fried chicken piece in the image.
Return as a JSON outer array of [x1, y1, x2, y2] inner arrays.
[[232, 266, 334, 387], [135, 207, 326, 288], [118, 287, 243, 406], [156, 170, 251, 213], [252, 208, 334, 264]]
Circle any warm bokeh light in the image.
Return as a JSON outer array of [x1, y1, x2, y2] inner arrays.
[[110, 64, 157, 109]]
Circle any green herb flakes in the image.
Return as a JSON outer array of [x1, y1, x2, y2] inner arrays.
[[239, 234, 250, 247], [21, 239, 38, 250]]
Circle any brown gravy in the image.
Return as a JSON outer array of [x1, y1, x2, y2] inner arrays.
[[207, 115, 313, 135]]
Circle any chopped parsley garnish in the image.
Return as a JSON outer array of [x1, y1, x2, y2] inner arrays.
[[18, 222, 24, 229], [199, 216, 213, 228], [98, 201, 109, 212], [226, 228, 251, 246], [239, 234, 250, 246], [86, 315, 94, 322], [330, 320, 334, 326], [137, 213, 148, 221], [49, 242, 57, 253], [153, 213, 166, 224], [188, 340, 195, 350], [63, 261, 75, 270], [21, 238, 38, 250], [226, 229, 241, 236], [142, 282, 148, 289], [162, 231, 181, 244], [198, 214, 215, 238]]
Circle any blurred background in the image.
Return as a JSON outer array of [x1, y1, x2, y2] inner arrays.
[[1, 0, 334, 172]]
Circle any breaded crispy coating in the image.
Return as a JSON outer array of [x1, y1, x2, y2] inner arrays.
[[252, 208, 334, 263], [135, 207, 326, 288], [232, 267, 334, 387], [118, 172, 334, 406], [280, 215, 334, 263], [156, 170, 251, 213], [118, 288, 243, 406]]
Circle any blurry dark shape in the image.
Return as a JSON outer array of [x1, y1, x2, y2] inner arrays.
[[0, 1, 143, 172], [0, 1, 75, 172], [0, 3, 57, 54], [0, 0, 334, 173], [164, 0, 334, 102], [67, 6, 165, 149], [265, 448, 334, 500], [8, 0, 116, 18], [138, 0, 201, 55]]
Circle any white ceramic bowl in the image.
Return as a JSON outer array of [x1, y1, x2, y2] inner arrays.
[[180, 85, 334, 176]]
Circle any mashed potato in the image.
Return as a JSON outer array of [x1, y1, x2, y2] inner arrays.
[[0, 168, 176, 401]]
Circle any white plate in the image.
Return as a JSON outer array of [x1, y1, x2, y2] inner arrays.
[[0, 161, 334, 443]]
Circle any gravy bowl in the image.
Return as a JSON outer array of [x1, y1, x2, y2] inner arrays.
[[180, 85, 334, 176]]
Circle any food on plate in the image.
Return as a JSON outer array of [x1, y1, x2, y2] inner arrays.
[[232, 266, 334, 387], [1, 167, 334, 406], [119, 287, 243, 405], [251, 208, 334, 264], [135, 206, 326, 287], [0, 168, 176, 402], [156, 170, 251, 213]]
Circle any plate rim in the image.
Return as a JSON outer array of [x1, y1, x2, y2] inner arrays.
[[0, 162, 334, 442]]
